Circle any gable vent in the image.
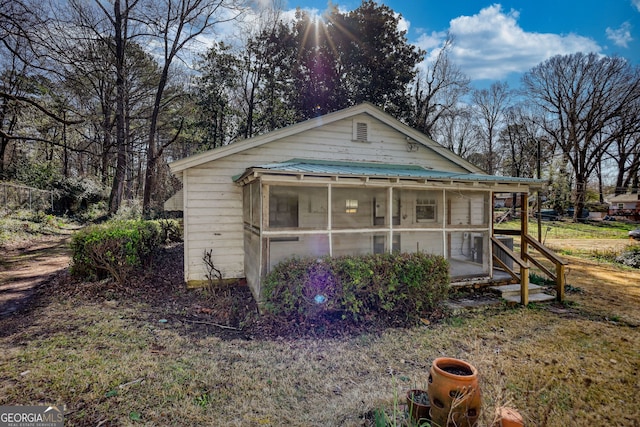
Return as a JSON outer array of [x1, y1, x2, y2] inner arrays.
[[355, 122, 368, 142]]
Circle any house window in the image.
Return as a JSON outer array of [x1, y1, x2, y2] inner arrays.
[[346, 199, 359, 214], [416, 198, 437, 222], [374, 193, 400, 226], [269, 187, 299, 228], [617, 203, 624, 210]]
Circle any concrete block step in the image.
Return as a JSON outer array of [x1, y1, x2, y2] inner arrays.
[[502, 292, 556, 304], [489, 283, 546, 297]]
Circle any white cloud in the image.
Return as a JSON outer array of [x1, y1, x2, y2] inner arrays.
[[633, 0, 640, 12], [606, 22, 633, 47], [253, 0, 274, 9], [416, 30, 447, 51], [420, 4, 602, 80], [396, 14, 410, 35]]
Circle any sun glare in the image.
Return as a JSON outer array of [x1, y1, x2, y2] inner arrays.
[[298, 9, 358, 60]]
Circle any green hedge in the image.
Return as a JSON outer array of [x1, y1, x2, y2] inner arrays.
[[262, 252, 450, 325], [70, 219, 180, 284]]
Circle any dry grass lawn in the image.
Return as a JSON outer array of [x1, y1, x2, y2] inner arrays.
[[1, 238, 639, 426]]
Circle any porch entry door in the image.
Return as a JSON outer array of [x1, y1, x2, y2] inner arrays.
[[373, 193, 400, 226]]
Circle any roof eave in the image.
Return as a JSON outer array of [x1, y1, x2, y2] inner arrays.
[[234, 167, 544, 192]]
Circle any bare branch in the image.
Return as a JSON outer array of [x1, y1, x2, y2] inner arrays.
[[0, 92, 83, 125]]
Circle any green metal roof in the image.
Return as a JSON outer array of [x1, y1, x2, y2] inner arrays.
[[234, 159, 544, 186]]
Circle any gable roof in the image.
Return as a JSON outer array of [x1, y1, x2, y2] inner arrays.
[[608, 193, 640, 203], [234, 158, 544, 189], [169, 102, 484, 174]]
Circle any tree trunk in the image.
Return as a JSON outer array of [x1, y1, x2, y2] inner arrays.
[[142, 70, 168, 216], [62, 114, 69, 178], [0, 137, 7, 179], [596, 160, 604, 203], [574, 174, 587, 222], [108, 0, 127, 216]]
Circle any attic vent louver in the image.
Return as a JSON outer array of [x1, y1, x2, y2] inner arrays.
[[355, 122, 368, 141]]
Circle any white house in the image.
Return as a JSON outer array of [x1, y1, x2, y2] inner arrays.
[[167, 103, 550, 301]]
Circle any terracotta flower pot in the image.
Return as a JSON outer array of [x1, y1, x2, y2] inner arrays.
[[406, 389, 430, 423], [427, 357, 481, 427], [494, 406, 524, 427]]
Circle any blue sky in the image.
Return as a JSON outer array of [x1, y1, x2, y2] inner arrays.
[[279, 0, 640, 86]]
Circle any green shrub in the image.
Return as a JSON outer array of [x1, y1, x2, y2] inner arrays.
[[53, 176, 106, 216], [71, 220, 162, 284], [262, 252, 450, 326], [112, 199, 143, 220]]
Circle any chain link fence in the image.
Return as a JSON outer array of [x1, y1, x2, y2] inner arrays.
[[0, 182, 54, 213]]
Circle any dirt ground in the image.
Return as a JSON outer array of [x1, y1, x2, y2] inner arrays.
[[0, 236, 263, 341], [560, 249, 640, 326], [0, 233, 73, 317]]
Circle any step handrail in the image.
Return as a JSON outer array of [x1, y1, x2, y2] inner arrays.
[[491, 236, 528, 269], [522, 234, 568, 266], [490, 236, 530, 304], [522, 234, 567, 302]]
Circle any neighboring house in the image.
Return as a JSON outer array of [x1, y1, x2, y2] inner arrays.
[[607, 193, 640, 221], [494, 193, 524, 209], [167, 103, 547, 301]]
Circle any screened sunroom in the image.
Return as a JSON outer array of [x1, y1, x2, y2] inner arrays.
[[235, 159, 540, 298]]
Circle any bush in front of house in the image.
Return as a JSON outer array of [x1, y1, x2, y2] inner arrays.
[[262, 252, 450, 326], [71, 219, 165, 284]]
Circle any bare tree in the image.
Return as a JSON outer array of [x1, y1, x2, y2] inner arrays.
[[409, 37, 470, 139], [604, 94, 640, 195], [0, 34, 31, 178], [500, 105, 542, 179], [499, 105, 550, 215], [42, 0, 144, 214], [523, 53, 640, 221], [0, 0, 36, 60], [0, 0, 84, 179], [431, 105, 477, 159], [140, 0, 246, 215], [472, 81, 511, 175], [88, 0, 141, 214]]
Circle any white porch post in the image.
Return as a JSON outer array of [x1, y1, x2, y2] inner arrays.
[[328, 184, 333, 256], [388, 186, 393, 253]]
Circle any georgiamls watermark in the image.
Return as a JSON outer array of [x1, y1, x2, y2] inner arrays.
[[0, 406, 64, 427]]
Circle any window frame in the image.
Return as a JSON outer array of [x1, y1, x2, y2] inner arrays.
[[415, 197, 437, 223]]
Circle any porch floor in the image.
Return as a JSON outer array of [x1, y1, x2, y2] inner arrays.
[[450, 260, 514, 287]]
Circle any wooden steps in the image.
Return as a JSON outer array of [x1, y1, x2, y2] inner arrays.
[[489, 283, 556, 304]]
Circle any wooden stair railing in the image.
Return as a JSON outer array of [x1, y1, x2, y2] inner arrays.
[[492, 230, 568, 304], [521, 234, 568, 302], [490, 236, 530, 304]]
